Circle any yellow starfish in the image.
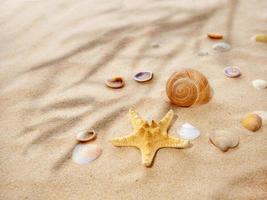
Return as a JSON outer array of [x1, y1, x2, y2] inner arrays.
[[111, 108, 189, 167]]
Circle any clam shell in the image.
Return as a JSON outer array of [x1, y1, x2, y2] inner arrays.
[[177, 123, 200, 140], [207, 33, 223, 39], [133, 71, 153, 82], [166, 68, 212, 107], [76, 130, 96, 142], [72, 143, 102, 165], [255, 34, 267, 43], [252, 79, 267, 90], [212, 42, 231, 52], [105, 77, 125, 89], [209, 130, 239, 152], [223, 66, 241, 78], [241, 113, 262, 132]]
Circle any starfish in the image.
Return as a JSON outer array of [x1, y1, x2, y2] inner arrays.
[[111, 108, 189, 167]]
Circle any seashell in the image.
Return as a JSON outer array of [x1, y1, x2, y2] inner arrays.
[[72, 143, 102, 165], [252, 79, 267, 90], [255, 34, 267, 43], [209, 130, 239, 152], [212, 42, 231, 52], [76, 130, 96, 142], [223, 66, 241, 78], [177, 123, 200, 140], [105, 77, 125, 89], [241, 113, 262, 132], [197, 50, 209, 56], [166, 68, 212, 107], [133, 71, 153, 82], [207, 33, 223, 39], [253, 111, 267, 125]]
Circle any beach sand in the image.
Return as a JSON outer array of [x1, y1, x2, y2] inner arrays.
[[0, 0, 267, 199]]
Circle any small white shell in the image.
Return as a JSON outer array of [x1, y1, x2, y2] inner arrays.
[[133, 71, 153, 82], [252, 79, 267, 90], [212, 42, 231, 52], [76, 130, 96, 142], [223, 66, 241, 78], [72, 143, 102, 165], [177, 123, 200, 140]]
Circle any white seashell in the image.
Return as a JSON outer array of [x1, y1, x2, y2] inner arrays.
[[76, 130, 96, 142], [223, 66, 241, 78], [252, 79, 267, 90], [72, 143, 102, 165], [133, 71, 153, 82], [209, 130, 239, 152], [212, 42, 231, 52], [253, 111, 267, 125], [177, 123, 200, 140]]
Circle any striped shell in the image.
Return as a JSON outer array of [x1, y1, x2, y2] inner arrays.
[[166, 69, 212, 107], [241, 113, 262, 132]]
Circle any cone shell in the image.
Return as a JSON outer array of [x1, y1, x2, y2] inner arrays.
[[166, 69, 212, 107], [241, 113, 262, 132], [209, 130, 239, 152]]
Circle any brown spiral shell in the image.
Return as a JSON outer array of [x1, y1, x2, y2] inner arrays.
[[166, 69, 211, 107]]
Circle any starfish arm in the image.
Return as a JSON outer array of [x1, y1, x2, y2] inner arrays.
[[159, 136, 189, 148], [159, 110, 174, 134], [111, 134, 137, 147], [129, 108, 144, 131], [140, 147, 158, 167]]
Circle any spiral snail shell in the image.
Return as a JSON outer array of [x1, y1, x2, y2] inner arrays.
[[166, 69, 212, 107]]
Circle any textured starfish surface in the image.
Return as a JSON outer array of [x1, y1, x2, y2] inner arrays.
[[111, 108, 189, 167]]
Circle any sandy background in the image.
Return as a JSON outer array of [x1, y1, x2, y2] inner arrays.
[[0, 0, 267, 199]]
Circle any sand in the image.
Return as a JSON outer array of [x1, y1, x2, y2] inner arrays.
[[0, 0, 267, 199]]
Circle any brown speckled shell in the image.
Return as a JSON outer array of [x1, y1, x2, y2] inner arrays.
[[166, 69, 212, 107]]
